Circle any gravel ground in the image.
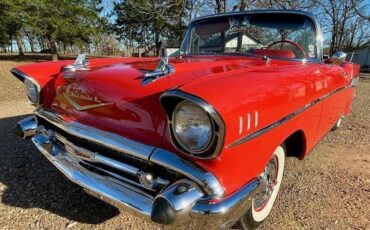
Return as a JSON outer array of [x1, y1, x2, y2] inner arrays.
[[0, 59, 369, 230]]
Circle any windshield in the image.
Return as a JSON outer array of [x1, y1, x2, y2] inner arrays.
[[180, 13, 318, 60]]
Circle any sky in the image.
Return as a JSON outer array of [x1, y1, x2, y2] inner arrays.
[[100, 0, 118, 18]]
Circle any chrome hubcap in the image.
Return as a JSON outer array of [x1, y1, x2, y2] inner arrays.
[[254, 155, 279, 211]]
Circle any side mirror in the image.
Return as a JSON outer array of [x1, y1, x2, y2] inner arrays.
[[330, 51, 347, 65]]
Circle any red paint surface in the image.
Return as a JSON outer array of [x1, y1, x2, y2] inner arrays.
[[14, 55, 359, 195]]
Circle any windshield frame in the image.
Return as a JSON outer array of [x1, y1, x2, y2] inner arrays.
[[179, 10, 323, 63]]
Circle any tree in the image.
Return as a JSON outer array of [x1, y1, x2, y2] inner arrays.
[[352, 0, 370, 22], [30, 0, 104, 60], [0, 0, 31, 55], [314, 0, 370, 54], [112, 0, 189, 56]]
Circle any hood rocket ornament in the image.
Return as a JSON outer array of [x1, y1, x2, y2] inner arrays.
[[62, 54, 90, 79], [141, 57, 175, 86]]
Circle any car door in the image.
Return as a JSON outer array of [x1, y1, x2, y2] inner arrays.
[[316, 64, 348, 139]]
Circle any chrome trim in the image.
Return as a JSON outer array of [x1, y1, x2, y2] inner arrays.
[[351, 77, 359, 87], [17, 116, 264, 227], [56, 133, 139, 176], [11, 68, 42, 105], [14, 116, 38, 139], [142, 57, 175, 86], [35, 108, 224, 198], [62, 54, 90, 74], [63, 93, 114, 111], [31, 130, 154, 218], [330, 51, 347, 65], [182, 10, 323, 62], [190, 178, 264, 229], [160, 89, 226, 159], [35, 109, 155, 160], [153, 180, 204, 224], [150, 148, 225, 198], [171, 101, 216, 155], [228, 86, 348, 148]]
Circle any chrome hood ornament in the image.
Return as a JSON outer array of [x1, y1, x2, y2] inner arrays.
[[141, 57, 175, 86], [62, 54, 90, 78]]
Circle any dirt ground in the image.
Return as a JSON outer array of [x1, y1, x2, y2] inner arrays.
[[0, 58, 369, 230]]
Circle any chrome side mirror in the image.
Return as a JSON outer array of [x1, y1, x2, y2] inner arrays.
[[330, 51, 347, 65]]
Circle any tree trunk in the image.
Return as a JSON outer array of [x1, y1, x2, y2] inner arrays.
[[26, 33, 35, 53], [15, 32, 25, 56], [49, 38, 58, 60], [240, 0, 246, 11], [155, 32, 161, 57]]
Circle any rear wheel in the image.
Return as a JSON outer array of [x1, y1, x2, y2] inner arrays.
[[237, 145, 286, 229]]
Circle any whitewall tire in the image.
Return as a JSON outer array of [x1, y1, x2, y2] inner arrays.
[[237, 145, 286, 229]]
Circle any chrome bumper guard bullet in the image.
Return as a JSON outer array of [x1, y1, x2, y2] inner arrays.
[[14, 111, 264, 228]]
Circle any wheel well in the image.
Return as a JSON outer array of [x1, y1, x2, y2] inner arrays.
[[284, 130, 306, 159]]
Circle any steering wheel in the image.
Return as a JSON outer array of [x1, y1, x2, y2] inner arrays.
[[267, 40, 307, 59]]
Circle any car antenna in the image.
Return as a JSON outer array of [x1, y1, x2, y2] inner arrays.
[[263, 56, 271, 65]]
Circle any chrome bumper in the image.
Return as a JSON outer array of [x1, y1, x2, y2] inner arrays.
[[14, 111, 263, 228]]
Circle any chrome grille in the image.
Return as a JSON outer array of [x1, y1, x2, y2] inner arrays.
[[36, 117, 185, 195]]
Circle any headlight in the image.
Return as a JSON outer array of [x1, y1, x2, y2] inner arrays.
[[172, 101, 215, 154], [24, 78, 39, 103]]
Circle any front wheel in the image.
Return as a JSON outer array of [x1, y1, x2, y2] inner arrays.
[[237, 145, 286, 229]]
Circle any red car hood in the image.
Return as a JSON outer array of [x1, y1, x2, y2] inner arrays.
[[50, 55, 273, 147]]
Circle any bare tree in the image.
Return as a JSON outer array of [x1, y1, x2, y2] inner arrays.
[[314, 0, 369, 54], [352, 0, 370, 21]]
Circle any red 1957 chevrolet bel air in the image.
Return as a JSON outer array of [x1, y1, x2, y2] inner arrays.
[[11, 10, 359, 229]]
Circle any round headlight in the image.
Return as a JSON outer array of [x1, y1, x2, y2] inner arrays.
[[24, 79, 38, 103], [172, 101, 214, 154]]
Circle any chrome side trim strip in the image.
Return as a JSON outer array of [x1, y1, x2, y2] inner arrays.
[[35, 109, 155, 160], [11, 68, 42, 105], [228, 86, 349, 148]]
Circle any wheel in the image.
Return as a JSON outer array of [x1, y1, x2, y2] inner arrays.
[[236, 145, 286, 229], [331, 116, 343, 131]]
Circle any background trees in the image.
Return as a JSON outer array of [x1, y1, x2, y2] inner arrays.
[[0, 0, 369, 58], [111, 0, 189, 56], [0, 0, 104, 59]]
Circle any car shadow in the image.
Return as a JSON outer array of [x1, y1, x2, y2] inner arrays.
[[0, 114, 119, 224]]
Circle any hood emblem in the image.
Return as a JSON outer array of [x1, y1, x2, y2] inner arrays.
[[63, 93, 113, 111]]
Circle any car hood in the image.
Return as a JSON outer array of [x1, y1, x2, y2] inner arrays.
[[50, 55, 273, 147]]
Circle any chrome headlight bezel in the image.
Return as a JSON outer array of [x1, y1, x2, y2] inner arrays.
[[24, 78, 39, 104], [171, 101, 216, 155], [160, 90, 225, 159], [11, 68, 41, 105]]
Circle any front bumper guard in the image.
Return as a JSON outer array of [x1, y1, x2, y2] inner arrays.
[[15, 113, 264, 228]]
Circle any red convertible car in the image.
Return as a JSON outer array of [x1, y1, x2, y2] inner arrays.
[[12, 10, 359, 229]]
